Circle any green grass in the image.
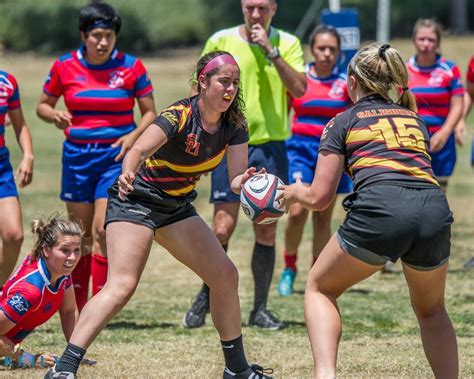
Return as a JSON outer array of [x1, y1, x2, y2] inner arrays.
[[0, 37, 473, 378]]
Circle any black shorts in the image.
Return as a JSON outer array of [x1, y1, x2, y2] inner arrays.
[[105, 176, 198, 231], [337, 184, 453, 271]]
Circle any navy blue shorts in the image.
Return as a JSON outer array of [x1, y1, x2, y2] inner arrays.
[[430, 132, 456, 178], [337, 184, 453, 270], [0, 151, 18, 199], [210, 141, 289, 203], [61, 140, 122, 203], [287, 134, 352, 193]]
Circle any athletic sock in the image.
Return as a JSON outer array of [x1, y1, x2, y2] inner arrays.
[[91, 253, 108, 296], [221, 335, 249, 373], [200, 244, 227, 297], [284, 250, 297, 272], [252, 242, 275, 311], [72, 253, 91, 311], [55, 343, 86, 374]]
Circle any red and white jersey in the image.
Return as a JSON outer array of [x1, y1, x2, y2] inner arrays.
[[407, 54, 464, 133], [0, 71, 21, 156], [290, 63, 349, 138], [43, 47, 153, 144], [0, 256, 72, 343]]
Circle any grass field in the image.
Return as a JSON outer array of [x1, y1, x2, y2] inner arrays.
[[0, 36, 473, 378]]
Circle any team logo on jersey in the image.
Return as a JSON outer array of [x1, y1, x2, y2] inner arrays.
[[0, 74, 13, 98], [427, 68, 446, 87], [328, 79, 345, 99], [109, 70, 125, 88], [7, 293, 31, 316], [161, 111, 178, 126], [185, 133, 200, 156]]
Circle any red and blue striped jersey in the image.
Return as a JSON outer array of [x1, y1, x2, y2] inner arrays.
[[290, 64, 349, 138], [0, 256, 72, 343], [407, 55, 464, 134], [0, 71, 21, 156], [467, 56, 474, 83], [43, 47, 153, 144]]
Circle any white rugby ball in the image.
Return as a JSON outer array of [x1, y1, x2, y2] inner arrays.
[[240, 173, 285, 224]]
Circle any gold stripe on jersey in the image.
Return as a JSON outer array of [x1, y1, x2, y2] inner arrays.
[[352, 157, 438, 185], [166, 104, 192, 134], [145, 147, 226, 173], [162, 183, 196, 196], [346, 128, 384, 144]]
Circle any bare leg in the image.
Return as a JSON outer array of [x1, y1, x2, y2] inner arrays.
[[0, 197, 23, 285], [69, 222, 154, 348], [91, 199, 108, 255], [402, 262, 458, 378], [66, 202, 94, 255], [284, 203, 309, 254], [156, 216, 241, 340], [212, 202, 239, 246], [304, 235, 382, 378], [311, 198, 336, 263]]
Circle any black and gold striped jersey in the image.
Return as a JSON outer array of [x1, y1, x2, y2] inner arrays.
[[137, 96, 248, 196], [320, 94, 438, 191]]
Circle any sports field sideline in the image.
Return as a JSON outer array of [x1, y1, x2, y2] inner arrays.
[[0, 37, 473, 378]]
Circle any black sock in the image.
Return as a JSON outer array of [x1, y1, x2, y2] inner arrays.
[[221, 335, 249, 373], [251, 242, 275, 311], [200, 244, 227, 297], [55, 343, 86, 374]]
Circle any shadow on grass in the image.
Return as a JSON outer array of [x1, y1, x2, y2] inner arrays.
[[106, 321, 175, 330], [347, 288, 371, 295]]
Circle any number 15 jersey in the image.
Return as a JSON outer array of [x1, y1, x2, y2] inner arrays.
[[320, 94, 438, 191]]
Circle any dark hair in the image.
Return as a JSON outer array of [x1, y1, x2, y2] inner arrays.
[[412, 18, 443, 45], [348, 43, 417, 112], [194, 50, 247, 129], [78, 2, 122, 34], [309, 24, 341, 49], [31, 214, 83, 260]]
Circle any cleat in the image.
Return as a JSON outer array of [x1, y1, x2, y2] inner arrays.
[[277, 268, 296, 296], [44, 365, 76, 378], [463, 257, 474, 269], [183, 291, 209, 328], [248, 309, 286, 330], [381, 261, 397, 273], [223, 364, 273, 378]]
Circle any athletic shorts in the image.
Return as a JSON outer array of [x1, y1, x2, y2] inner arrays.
[[210, 141, 289, 203], [105, 176, 198, 231], [61, 140, 122, 203], [0, 151, 18, 199], [287, 134, 352, 193], [430, 132, 456, 178], [337, 184, 453, 271]]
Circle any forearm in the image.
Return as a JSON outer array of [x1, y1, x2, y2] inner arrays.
[[271, 58, 306, 98], [463, 91, 472, 119], [36, 103, 57, 124], [230, 173, 244, 195], [16, 126, 34, 159], [122, 147, 147, 174], [442, 99, 463, 133]]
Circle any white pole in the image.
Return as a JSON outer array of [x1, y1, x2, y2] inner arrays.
[[376, 0, 391, 43], [329, 0, 341, 13]]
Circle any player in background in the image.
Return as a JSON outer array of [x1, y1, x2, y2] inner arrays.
[[0, 71, 34, 288], [184, 0, 306, 330], [46, 51, 274, 379], [0, 216, 81, 368], [277, 25, 352, 296], [407, 18, 464, 191], [36, 2, 156, 310], [279, 43, 458, 379]]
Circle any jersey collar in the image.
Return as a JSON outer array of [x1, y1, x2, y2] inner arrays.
[[38, 257, 68, 293], [76, 45, 119, 70], [409, 54, 442, 72], [306, 62, 340, 83]]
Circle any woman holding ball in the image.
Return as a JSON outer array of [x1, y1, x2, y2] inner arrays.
[[46, 51, 273, 379]]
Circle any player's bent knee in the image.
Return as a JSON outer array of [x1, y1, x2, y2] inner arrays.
[[213, 225, 233, 245], [2, 229, 24, 246], [411, 301, 447, 320], [210, 262, 239, 291]]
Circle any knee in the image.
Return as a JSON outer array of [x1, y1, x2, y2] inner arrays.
[[210, 262, 239, 292], [288, 209, 307, 227], [106, 278, 138, 306], [213, 223, 233, 245], [312, 211, 332, 229], [255, 224, 276, 245], [3, 229, 23, 246], [412, 302, 447, 321]]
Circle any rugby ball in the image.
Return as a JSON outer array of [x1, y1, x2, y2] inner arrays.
[[240, 173, 286, 224]]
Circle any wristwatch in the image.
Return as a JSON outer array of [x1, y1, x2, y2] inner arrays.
[[266, 46, 280, 60]]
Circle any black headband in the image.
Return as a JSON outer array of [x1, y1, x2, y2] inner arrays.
[[378, 44, 391, 60]]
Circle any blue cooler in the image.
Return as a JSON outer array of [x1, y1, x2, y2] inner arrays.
[[321, 8, 360, 72]]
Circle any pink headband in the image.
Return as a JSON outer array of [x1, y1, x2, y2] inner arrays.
[[198, 54, 239, 78]]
